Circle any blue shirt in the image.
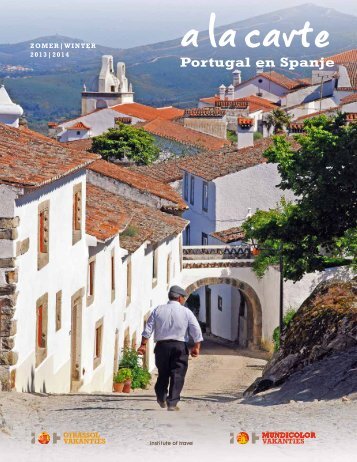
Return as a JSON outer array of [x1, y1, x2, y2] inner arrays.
[[142, 301, 204, 343]]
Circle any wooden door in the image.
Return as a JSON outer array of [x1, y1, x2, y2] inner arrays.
[[71, 296, 82, 387]]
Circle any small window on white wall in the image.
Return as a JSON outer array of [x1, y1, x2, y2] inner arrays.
[[202, 181, 208, 212], [218, 295, 223, 312], [190, 176, 195, 205], [184, 173, 189, 201], [185, 225, 191, 245]]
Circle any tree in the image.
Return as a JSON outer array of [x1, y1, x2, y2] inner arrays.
[[91, 123, 160, 165], [243, 113, 357, 281], [265, 108, 292, 134]]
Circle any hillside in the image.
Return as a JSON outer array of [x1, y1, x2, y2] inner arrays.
[[1, 4, 357, 131]]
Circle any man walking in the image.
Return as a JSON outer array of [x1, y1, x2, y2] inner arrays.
[[137, 285, 203, 411]]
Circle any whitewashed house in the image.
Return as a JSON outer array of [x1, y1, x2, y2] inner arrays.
[[179, 120, 295, 345], [0, 115, 188, 393]]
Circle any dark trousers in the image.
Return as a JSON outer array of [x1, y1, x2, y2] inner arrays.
[[154, 340, 189, 407]]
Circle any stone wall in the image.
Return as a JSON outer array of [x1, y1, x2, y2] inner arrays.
[[0, 217, 19, 391], [184, 118, 227, 139]]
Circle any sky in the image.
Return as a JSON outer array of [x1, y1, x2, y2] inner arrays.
[[0, 0, 356, 47]]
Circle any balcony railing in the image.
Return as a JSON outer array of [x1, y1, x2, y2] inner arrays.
[[183, 245, 253, 261]]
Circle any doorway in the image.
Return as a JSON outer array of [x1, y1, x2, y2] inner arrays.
[[70, 292, 83, 391]]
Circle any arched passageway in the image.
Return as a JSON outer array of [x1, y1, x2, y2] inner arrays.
[[185, 277, 262, 347]]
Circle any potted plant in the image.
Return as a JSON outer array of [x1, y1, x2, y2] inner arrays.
[[113, 368, 132, 393], [119, 348, 152, 391]]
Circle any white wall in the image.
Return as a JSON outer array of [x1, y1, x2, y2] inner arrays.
[[58, 108, 143, 141], [283, 79, 335, 108], [183, 173, 216, 245], [234, 77, 287, 102], [13, 170, 88, 393], [122, 233, 184, 371], [214, 163, 296, 229]]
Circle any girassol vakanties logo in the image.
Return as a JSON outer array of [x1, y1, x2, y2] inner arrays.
[[31, 431, 106, 445], [230, 431, 317, 445]]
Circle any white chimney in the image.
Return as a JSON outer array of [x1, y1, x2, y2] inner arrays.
[[256, 67, 264, 75], [219, 84, 226, 101], [237, 117, 254, 149], [232, 69, 242, 86], [227, 84, 235, 101]]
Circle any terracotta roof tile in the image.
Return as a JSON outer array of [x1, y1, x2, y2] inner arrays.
[[62, 139, 93, 151], [202, 95, 277, 112], [180, 137, 299, 181], [211, 227, 245, 243], [67, 121, 91, 130], [142, 118, 230, 151], [86, 184, 188, 253], [86, 184, 131, 242], [184, 107, 225, 118], [112, 103, 184, 121], [130, 157, 188, 184], [0, 123, 99, 188], [340, 93, 357, 104], [86, 184, 187, 247], [256, 71, 305, 90], [119, 198, 188, 253], [327, 49, 357, 88], [88, 159, 187, 210]]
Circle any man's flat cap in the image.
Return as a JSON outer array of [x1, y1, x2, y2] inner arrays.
[[168, 285, 187, 297]]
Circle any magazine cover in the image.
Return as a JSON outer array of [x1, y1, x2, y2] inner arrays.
[[0, 1, 356, 461]]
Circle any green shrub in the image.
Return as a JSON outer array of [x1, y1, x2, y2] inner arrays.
[[119, 348, 141, 369], [273, 308, 296, 351], [114, 368, 132, 383], [119, 347, 152, 389], [131, 368, 152, 390]]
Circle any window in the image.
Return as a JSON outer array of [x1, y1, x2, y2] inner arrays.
[[55, 290, 62, 331], [126, 258, 132, 306], [166, 253, 172, 288], [131, 332, 137, 349], [152, 247, 158, 287], [38, 200, 50, 270], [185, 225, 191, 245], [183, 173, 189, 201], [76, 131, 81, 136], [190, 176, 195, 205], [72, 183, 82, 245], [111, 85, 115, 92], [202, 233, 208, 246], [93, 318, 103, 369], [218, 295, 223, 312], [87, 257, 96, 304], [202, 181, 208, 212], [179, 235, 183, 271], [35, 293, 48, 367], [111, 249, 115, 302]]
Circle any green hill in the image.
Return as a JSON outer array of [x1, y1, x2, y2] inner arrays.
[[1, 4, 356, 132]]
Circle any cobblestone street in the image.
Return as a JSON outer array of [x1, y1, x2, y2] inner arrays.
[[0, 340, 356, 462]]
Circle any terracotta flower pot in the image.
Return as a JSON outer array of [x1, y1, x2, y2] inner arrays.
[[113, 382, 124, 393], [252, 247, 260, 256], [122, 379, 132, 393]]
